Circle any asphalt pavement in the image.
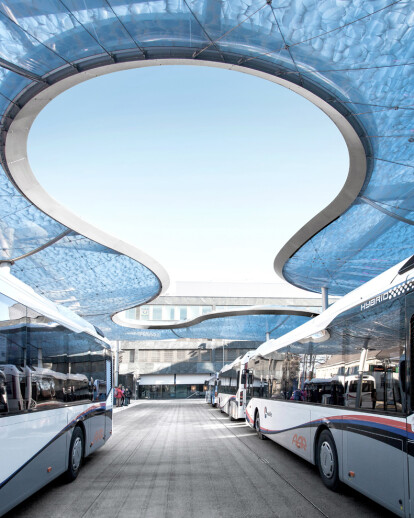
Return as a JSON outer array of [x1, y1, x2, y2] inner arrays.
[[6, 400, 394, 518]]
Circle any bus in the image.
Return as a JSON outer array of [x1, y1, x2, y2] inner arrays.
[[205, 374, 218, 406], [0, 267, 113, 516], [217, 351, 256, 420], [245, 254, 414, 517]]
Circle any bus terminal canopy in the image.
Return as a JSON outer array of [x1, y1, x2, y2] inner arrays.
[[0, 0, 412, 337], [112, 306, 316, 341]]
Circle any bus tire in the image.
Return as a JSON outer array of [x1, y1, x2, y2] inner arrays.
[[66, 426, 84, 482], [316, 430, 340, 491], [255, 411, 266, 440], [229, 401, 236, 421]]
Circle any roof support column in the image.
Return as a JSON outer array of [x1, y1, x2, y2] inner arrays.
[[114, 341, 120, 388], [321, 287, 329, 312]]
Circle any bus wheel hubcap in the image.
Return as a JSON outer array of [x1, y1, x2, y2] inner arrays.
[[320, 441, 334, 478], [72, 437, 82, 470]]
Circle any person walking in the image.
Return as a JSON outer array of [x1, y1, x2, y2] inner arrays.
[[115, 384, 122, 407], [124, 387, 131, 406]]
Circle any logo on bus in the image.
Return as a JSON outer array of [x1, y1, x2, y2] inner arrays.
[[94, 428, 104, 443], [292, 434, 307, 450], [264, 406, 272, 418]]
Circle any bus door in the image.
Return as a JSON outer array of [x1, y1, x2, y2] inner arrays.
[[344, 335, 407, 516]]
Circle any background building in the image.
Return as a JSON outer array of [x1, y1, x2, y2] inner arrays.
[[118, 282, 335, 398]]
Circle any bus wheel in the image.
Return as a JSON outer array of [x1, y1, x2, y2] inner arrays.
[[255, 412, 265, 440], [66, 426, 84, 482], [317, 430, 339, 491]]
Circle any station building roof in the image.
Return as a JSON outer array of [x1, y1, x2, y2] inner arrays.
[[0, 0, 411, 338]]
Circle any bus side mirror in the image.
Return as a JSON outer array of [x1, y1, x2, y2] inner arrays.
[[241, 372, 246, 385], [248, 373, 253, 386]]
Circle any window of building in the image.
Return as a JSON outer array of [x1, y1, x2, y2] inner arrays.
[[125, 308, 136, 319], [188, 306, 200, 319], [152, 306, 162, 320], [179, 307, 187, 320], [139, 306, 150, 320]]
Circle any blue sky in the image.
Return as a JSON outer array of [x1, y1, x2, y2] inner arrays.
[[28, 65, 348, 286]]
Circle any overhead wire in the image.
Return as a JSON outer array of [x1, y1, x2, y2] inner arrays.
[[182, 0, 226, 62]]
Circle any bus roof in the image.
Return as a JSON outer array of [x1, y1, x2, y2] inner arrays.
[[0, 267, 109, 345], [254, 255, 414, 359]]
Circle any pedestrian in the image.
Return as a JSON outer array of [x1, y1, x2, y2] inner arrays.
[[371, 388, 377, 409], [121, 385, 125, 406], [115, 384, 122, 407], [125, 387, 131, 406]]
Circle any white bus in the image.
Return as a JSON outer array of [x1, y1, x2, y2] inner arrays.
[[217, 351, 256, 420], [246, 254, 414, 517], [0, 268, 113, 516]]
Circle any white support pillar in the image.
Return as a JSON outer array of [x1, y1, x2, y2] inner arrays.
[[114, 341, 120, 388], [321, 286, 329, 312]]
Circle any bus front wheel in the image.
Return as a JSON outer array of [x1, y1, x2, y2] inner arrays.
[[66, 426, 84, 482], [316, 430, 339, 491]]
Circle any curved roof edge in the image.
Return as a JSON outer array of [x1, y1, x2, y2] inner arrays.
[[273, 112, 367, 292], [4, 63, 170, 298], [112, 305, 318, 331], [3, 57, 367, 300]]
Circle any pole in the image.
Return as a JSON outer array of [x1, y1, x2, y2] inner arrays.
[[114, 340, 119, 388], [265, 332, 270, 341], [321, 286, 329, 312]]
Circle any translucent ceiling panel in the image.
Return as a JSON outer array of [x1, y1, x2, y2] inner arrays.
[[12, 233, 161, 337], [364, 153, 414, 211], [284, 202, 414, 295], [0, 8, 66, 73], [0, 166, 68, 261], [109, 0, 206, 49], [0, 68, 30, 117], [0, 0, 110, 64], [62, 0, 140, 52], [103, 312, 312, 341]]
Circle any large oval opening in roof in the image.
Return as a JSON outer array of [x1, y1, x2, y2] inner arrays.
[[25, 63, 349, 287]]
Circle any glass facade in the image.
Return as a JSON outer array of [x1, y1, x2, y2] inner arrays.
[[138, 384, 206, 399], [129, 305, 214, 322]]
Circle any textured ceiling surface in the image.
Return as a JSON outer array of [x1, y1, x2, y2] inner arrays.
[[0, 0, 412, 339], [112, 308, 315, 341]]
